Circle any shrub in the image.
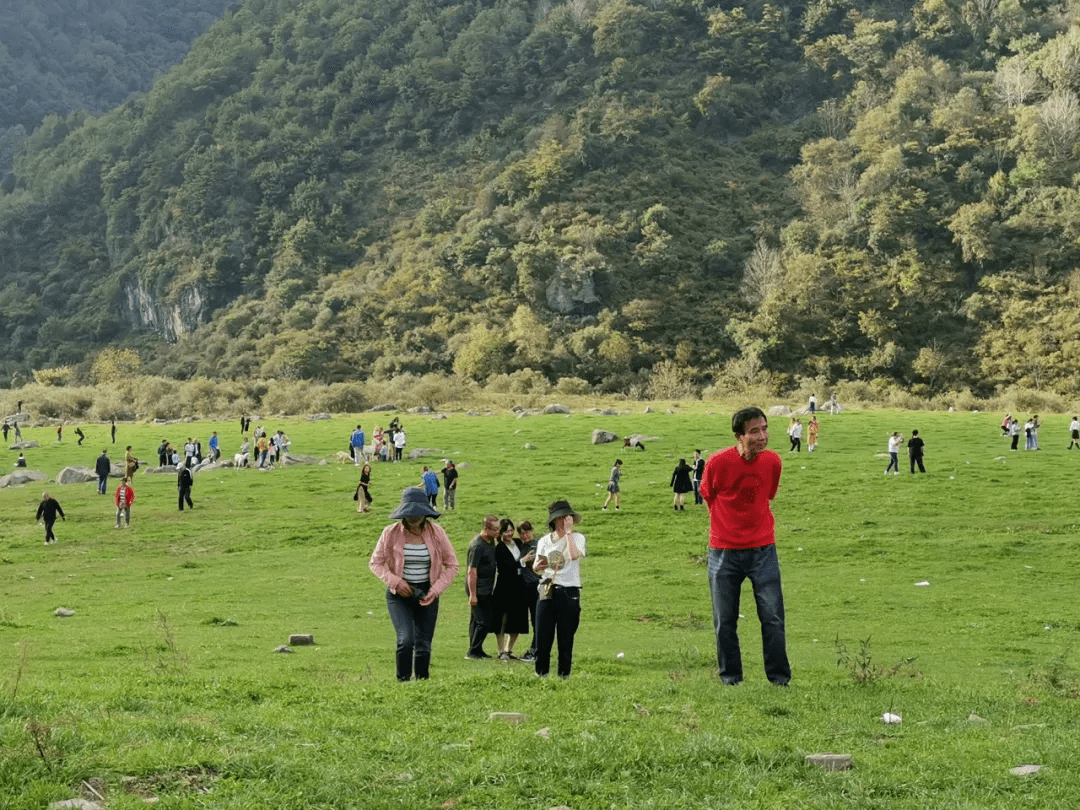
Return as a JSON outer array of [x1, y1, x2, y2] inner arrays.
[[312, 383, 367, 414], [555, 376, 591, 396]]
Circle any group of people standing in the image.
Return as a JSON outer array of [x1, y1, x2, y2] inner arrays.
[[368, 490, 586, 681], [1001, 413, 1041, 451], [350, 420, 408, 465], [786, 416, 819, 452]]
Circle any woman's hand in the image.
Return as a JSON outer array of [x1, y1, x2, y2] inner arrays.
[[394, 581, 414, 597], [533, 556, 548, 573], [419, 592, 436, 607], [522, 551, 535, 565]]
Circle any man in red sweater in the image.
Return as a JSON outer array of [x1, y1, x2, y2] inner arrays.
[[699, 407, 791, 686]]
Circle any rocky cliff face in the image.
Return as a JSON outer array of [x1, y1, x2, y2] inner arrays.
[[121, 278, 207, 342]]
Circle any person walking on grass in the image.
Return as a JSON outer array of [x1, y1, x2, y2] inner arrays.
[[421, 465, 439, 508], [114, 477, 134, 529], [1070, 417, 1080, 450], [441, 460, 458, 511], [350, 424, 365, 465], [700, 407, 791, 687], [670, 458, 693, 510], [807, 416, 819, 452], [692, 450, 705, 505], [369, 488, 459, 682], [532, 500, 587, 679], [908, 430, 926, 474], [1010, 417, 1020, 451], [36, 492, 65, 545], [177, 465, 194, 511], [885, 432, 902, 475], [602, 459, 622, 511], [355, 464, 373, 513], [95, 449, 111, 495], [465, 515, 499, 660]]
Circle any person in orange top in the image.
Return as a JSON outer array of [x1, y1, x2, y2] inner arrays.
[[699, 406, 791, 687], [114, 477, 135, 529]]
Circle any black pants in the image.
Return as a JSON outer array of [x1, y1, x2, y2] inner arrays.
[[178, 487, 193, 510], [1011, 434, 1019, 450], [468, 594, 495, 656], [910, 455, 925, 473], [534, 586, 581, 678], [44, 519, 58, 543]]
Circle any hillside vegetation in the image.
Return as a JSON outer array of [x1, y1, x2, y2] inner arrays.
[[2, 0, 1080, 399], [0, 0, 234, 170]]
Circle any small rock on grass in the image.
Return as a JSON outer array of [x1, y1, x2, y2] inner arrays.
[[968, 713, 987, 723], [49, 800, 100, 810], [805, 753, 853, 771], [1011, 764, 1041, 776], [288, 634, 315, 645], [55, 607, 75, 617], [489, 712, 528, 724], [535, 727, 550, 738], [274, 645, 294, 654]]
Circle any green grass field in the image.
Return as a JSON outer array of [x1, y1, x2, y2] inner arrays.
[[0, 407, 1078, 808]]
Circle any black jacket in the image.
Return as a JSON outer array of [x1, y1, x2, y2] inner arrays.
[[95, 454, 111, 476], [36, 498, 64, 522]]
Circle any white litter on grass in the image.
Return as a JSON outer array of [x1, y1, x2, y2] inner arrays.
[[617, 652, 624, 659], [1045, 626, 1051, 630], [367, 611, 373, 615], [949, 476, 954, 479], [860, 578, 866, 582], [883, 713, 902, 724], [797, 547, 804, 551], [914, 581, 930, 586]]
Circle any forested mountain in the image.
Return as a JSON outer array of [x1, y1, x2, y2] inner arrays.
[[2, 0, 1080, 397], [0, 0, 234, 170]]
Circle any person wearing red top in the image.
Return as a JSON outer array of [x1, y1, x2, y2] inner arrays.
[[114, 477, 135, 529], [699, 407, 791, 686]]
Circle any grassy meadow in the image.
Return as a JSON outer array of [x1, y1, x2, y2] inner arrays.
[[0, 406, 1078, 808]]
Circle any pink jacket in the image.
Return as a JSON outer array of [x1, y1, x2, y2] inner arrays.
[[369, 521, 459, 597]]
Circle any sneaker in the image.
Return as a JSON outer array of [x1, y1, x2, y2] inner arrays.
[[465, 653, 490, 661], [602, 507, 607, 511], [497, 651, 510, 661], [520, 652, 535, 662], [615, 506, 619, 510]]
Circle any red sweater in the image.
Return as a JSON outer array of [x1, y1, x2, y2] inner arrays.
[[699, 446, 781, 550], [114, 484, 135, 508]]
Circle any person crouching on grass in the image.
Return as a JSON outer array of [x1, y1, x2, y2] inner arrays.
[[368, 488, 459, 681], [699, 407, 791, 687]]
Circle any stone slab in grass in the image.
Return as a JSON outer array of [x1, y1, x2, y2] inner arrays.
[[805, 753, 853, 771]]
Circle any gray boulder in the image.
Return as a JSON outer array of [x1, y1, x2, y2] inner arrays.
[[282, 454, 319, 465], [768, 405, 792, 416], [369, 403, 397, 412], [408, 448, 440, 460], [543, 403, 571, 414], [431, 413, 447, 420], [56, 466, 97, 485], [9, 440, 39, 451], [409, 405, 434, 414], [0, 469, 48, 488], [592, 430, 619, 445], [308, 412, 332, 421], [523, 443, 537, 450]]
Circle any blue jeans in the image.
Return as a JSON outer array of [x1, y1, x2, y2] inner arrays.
[[692, 479, 703, 505], [385, 582, 438, 681], [534, 586, 581, 678], [885, 452, 898, 473], [708, 545, 790, 685], [97, 475, 108, 495]]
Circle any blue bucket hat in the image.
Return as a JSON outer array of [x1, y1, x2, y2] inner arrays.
[[389, 487, 441, 520]]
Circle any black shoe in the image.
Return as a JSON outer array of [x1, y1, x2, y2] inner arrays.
[[520, 652, 535, 662], [465, 651, 492, 660]]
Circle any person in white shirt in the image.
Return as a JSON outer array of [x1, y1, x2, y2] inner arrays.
[[1070, 417, 1080, 450], [532, 500, 586, 679], [885, 432, 902, 475]]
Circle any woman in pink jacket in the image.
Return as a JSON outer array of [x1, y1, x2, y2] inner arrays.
[[369, 488, 459, 681]]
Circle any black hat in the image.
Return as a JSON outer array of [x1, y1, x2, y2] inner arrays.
[[546, 499, 581, 530], [389, 487, 441, 520]]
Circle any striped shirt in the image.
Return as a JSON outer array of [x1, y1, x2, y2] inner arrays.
[[402, 543, 431, 584]]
